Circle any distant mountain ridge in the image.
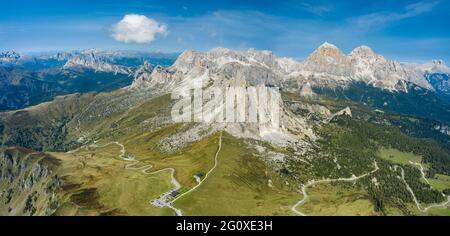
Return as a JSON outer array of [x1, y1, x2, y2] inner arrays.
[[0, 49, 178, 110], [1, 45, 450, 119], [0, 51, 22, 64], [0, 49, 178, 69]]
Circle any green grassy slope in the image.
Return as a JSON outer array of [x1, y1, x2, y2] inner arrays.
[[174, 133, 299, 216], [1, 88, 449, 216]]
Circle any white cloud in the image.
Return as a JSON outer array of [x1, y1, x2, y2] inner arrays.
[[350, 1, 439, 29], [112, 14, 168, 44]]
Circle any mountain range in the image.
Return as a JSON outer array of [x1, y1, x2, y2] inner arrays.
[[129, 43, 450, 93], [1, 43, 449, 216], [0, 49, 178, 110], [128, 44, 450, 121]]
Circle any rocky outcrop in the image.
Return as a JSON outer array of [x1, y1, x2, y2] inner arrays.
[[299, 82, 315, 97], [0, 148, 62, 215], [328, 107, 352, 122]]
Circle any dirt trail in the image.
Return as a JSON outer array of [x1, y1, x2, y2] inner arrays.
[[408, 161, 430, 185]]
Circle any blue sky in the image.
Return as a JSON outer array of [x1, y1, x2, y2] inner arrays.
[[1, 0, 449, 62]]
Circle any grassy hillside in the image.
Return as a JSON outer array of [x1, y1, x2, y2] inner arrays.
[[1, 88, 449, 215], [174, 133, 300, 216]]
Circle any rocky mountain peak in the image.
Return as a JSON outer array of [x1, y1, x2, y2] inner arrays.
[[0, 50, 21, 58], [310, 42, 343, 59], [171, 48, 280, 74], [63, 54, 131, 74], [246, 48, 273, 57], [319, 42, 338, 49], [349, 45, 378, 59], [411, 59, 450, 75], [143, 60, 152, 68], [136, 61, 153, 74], [0, 50, 22, 64], [302, 42, 348, 76], [131, 45, 436, 93], [81, 48, 103, 55], [49, 52, 72, 61], [207, 47, 232, 56], [429, 59, 450, 74], [129, 61, 156, 89], [206, 47, 275, 65], [176, 50, 201, 61], [171, 50, 206, 73]]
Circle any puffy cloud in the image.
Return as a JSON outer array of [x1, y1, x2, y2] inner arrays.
[[112, 14, 168, 44]]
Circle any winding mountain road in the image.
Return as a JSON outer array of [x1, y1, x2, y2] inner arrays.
[[106, 141, 184, 215], [70, 140, 183, 215], [292, 161, 379, 216], [93, 132, 223, 216], [397, 166, 450, 213]]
